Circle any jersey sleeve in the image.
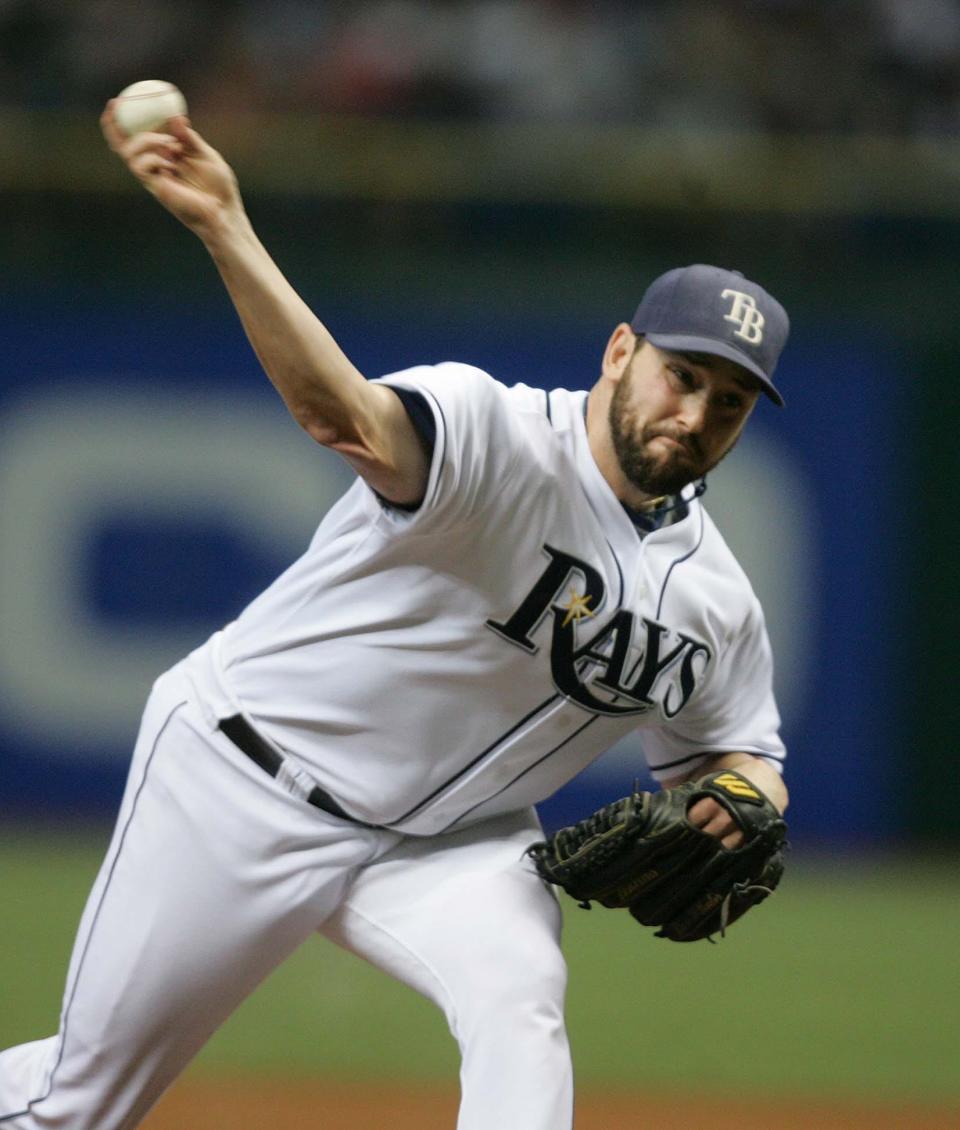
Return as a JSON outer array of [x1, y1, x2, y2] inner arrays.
[[370, 363, 525, 528], [638, 595, 786, 782]]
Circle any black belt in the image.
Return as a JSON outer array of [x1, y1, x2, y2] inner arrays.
[[218, 714, 371, 826]]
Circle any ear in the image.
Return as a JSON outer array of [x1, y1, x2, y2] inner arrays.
[[601, 323, 636, 385]]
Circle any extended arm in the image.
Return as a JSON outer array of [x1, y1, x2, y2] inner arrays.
[[100, 106, 428, 505]]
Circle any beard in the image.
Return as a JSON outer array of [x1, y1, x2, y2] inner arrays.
[[608, 374, 726, 497]]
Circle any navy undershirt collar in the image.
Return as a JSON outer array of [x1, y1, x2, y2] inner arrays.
[[623, 499, 683, 534]]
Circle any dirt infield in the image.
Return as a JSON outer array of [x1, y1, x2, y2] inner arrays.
[[144, 1078, 959, 1129]]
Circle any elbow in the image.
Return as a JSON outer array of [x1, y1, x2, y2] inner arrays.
[[300, 415, 342, 448], [288, 385, 377, 456], [291, 398, 352, 449], [299, 406, 381, 467]]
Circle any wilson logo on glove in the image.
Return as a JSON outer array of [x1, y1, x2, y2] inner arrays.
[[711, 772, 763, 803]]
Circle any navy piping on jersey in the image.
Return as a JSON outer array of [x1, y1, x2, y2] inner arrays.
[[377, 386, 440, 511], [649, 748, 786, 775], [0, 698, 189, 1125], [544, 388, 553, 423], [429, 630, 640, 831], [419, 386, 447, 508], [443, 713, 602, 832], [390, 385, 437, 454], [605, 538, 625, 608], [655, 502, 704, 620], [387, 692, 565, 825], [607, 504, 706, 695]]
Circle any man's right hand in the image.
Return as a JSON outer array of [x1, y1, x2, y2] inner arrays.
[[100, 104, 243, 243]]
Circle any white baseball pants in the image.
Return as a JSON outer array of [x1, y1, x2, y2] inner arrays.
[[0, 666, 572, 1129]]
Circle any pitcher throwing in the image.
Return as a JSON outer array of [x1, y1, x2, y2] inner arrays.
[[0, 101, 791, 1130]]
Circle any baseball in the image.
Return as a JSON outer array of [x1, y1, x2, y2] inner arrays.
[[113, 80, 187, 136]]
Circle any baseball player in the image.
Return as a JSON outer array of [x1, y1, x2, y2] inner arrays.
[[0, 109, 790, 1130]]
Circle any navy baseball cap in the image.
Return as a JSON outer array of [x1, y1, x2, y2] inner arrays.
[[630, 264, 789, 406]]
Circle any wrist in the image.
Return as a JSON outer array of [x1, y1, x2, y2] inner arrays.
[[728, 758, 788, 814], [199, 203, 254, 259], [693, 752, 788, 814]]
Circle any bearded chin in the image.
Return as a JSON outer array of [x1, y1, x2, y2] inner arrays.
[[609, 390, 702, 496], [616, 446, 698, 497]]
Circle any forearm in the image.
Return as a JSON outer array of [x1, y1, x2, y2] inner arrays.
[[202, 210, 373, 455], [101, 108, 427, 499]]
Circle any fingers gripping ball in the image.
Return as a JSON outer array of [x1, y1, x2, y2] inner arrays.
[[527, 769, 787, 942], [114, 80, 187, 136]]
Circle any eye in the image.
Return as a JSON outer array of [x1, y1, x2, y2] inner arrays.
[[668, 365, 696, 389], [719, 392, 745, 411]]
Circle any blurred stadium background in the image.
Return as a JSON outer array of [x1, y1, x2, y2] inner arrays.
[[1, 1, 959, 1126]]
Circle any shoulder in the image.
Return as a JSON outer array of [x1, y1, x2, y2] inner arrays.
[[368, 363, 559, 519], [378, 363, 552, 416], [376, 361, 503, 405], [375, 363, 561, 461]]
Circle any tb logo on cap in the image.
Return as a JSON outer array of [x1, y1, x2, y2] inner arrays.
[[721, 288, 765, 344]]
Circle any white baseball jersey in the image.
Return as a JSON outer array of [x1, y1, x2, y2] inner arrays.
[[182, 362, 784, 835]]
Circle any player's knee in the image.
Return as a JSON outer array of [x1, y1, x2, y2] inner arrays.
[[485, 905, 567, 1017], [461, 942, 568, 1036]]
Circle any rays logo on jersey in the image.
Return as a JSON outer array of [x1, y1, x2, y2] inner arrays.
[[486, 545, 711, 718]]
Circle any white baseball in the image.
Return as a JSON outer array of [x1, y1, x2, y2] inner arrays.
[[113, 80, 188, 136]]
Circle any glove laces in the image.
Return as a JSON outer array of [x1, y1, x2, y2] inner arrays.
[[716, 881, 777, 939], [553, 796, 633, 860]]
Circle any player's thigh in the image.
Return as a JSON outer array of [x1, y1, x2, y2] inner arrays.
[[321, 810, 567, 1020], [30, 675, 392, 1115]]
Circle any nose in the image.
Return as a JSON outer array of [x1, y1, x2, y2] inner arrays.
[[675, 389, 709, 434]]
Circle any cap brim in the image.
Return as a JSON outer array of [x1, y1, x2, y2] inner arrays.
[[644, 332, 785, 407]]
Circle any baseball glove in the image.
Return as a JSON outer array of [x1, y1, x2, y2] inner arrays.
[[527, 769, 787, 942]]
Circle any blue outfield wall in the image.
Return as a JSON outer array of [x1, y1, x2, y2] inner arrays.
[[0, 292, 902, 845]]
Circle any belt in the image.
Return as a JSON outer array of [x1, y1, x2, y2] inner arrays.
[[218, 714, 372, 827]]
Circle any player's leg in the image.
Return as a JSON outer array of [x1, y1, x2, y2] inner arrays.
[[0, 668, 395, 1130], [320, 810, 573, 1130]]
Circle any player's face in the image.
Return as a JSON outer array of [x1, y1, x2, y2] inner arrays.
[[609, 339, 760, 497]]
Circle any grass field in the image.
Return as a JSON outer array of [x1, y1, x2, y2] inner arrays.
[[2, 826, 959, 1112]]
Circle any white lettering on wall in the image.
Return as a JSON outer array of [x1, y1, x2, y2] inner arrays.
[[0, 386, 351, 755]]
